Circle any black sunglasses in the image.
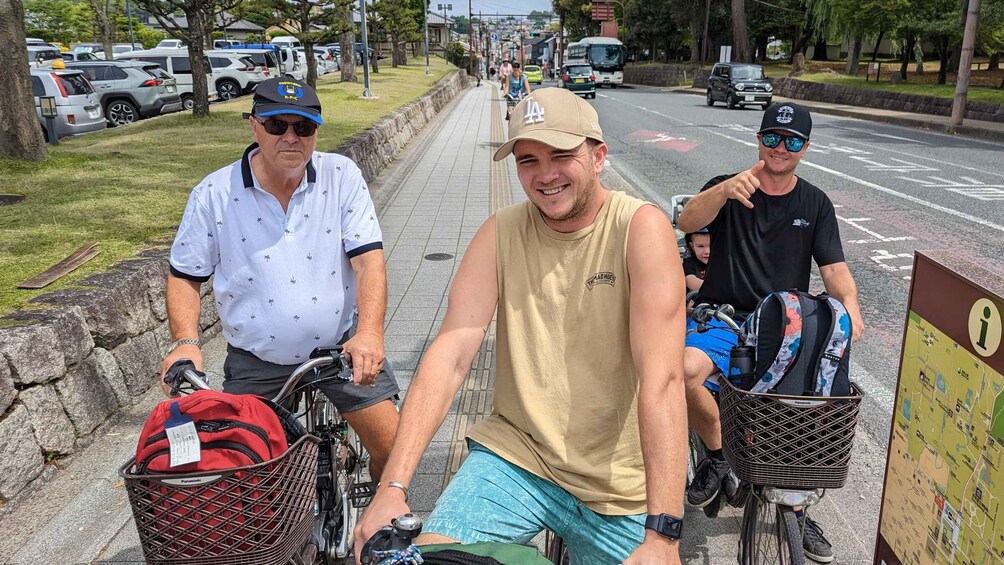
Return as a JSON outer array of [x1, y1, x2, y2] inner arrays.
[[760, 132, 806, 152], [247, 114, 318, 137]]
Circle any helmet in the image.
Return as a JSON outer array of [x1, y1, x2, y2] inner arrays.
[[684, 227, 709, 246]]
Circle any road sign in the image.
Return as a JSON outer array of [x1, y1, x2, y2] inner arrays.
[[491, 33, 498, 41], [874, 252, 1004, 565]]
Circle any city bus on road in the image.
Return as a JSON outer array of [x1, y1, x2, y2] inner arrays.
[[564, 37, 625, 87]]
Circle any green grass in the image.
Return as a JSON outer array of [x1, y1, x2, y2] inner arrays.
[[0, 57, 454, 318], [795, 72, 1004, 104]]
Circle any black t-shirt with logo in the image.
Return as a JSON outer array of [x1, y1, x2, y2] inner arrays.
[[694, 174, 845, 316], [683, 256, 707, 280]]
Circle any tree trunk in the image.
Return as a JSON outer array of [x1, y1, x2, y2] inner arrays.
[[845, 32, 862, 75], [87, 0, 114, 60], [185, 7, 211, 117], [304, 40, 317, 89], [731, 0, 750, 63], [899, 35, 915, 80], [937, 37, 949, 85], [688, 10, 701, 65], [0, 0, 46, 160], [812, 33, 828, 61], [947, 0, 968, 73], [391, 40, 402, 67], [339, 5, 356, 82], [871, 29, 885, 62], [755, 34, 768, 62], [989, 53, 999, 71]]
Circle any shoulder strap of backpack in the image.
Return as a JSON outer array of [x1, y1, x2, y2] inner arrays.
[[813, 296, 852, 396], [751, 291, 803, 393]]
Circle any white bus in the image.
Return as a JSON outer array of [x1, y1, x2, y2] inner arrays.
[[567, 37, 625, 87]]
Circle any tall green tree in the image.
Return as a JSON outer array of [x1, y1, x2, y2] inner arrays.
[[137, 0, 243, 116], [371, 0, 420, 66], [1, 0, 46, 161], [267, 0, 352, 88]]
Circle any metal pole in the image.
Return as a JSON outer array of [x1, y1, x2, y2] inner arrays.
[[950, 0, 981, 131], [424, 4, 431, 75], [469, 0, 475, 79], [359, 0, 371, 97], [127, 0, 136, 49]]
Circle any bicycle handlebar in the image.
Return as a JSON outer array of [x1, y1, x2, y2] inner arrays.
[[689, 303, 744, 334], [162, 346, 354, 401]]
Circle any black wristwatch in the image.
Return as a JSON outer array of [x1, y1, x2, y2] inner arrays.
[[645, 513, 684, 541]]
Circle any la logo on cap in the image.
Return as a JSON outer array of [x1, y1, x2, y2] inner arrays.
[[776, 106, 795, 124], [524, 99, 545, 125]]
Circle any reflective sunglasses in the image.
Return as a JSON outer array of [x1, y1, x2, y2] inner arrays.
[[250, 115, 318, 137], [760, 132, 807, 152]]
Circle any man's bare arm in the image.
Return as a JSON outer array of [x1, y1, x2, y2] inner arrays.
[[345, 249, 388, 385], [623, 206, 688, 564], [354, 217, 500, 554], [161, 274, 204, 394], [820, 262, 865, 342], [678, 161, 765, 232]]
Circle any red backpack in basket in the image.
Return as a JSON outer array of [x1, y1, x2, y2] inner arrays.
[[136, 390, 288, 473]]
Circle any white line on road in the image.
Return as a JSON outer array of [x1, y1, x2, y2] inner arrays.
[[611, 99, 1004, 233], [839, 216, 917, 243], [828, 125, 930, 144]]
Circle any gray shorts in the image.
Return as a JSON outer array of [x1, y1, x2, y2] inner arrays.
[[223, 344, 399, 414]]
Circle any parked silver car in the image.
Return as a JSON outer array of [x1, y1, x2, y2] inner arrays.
[[30, 68, 106, 141], [27, 45, 63, 68], [66, 60, 183, 126]]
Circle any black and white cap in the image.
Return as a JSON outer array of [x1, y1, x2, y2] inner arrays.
[[758, 102, 811, 139]]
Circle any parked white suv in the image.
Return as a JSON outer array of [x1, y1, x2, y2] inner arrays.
[[206, 50, 266, 99], [116, 48, 218, 110]]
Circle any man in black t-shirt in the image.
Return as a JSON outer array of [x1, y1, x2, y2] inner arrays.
[[677, 103, 864, 564]]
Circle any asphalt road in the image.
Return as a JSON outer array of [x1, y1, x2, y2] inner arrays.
[[565, 80, 1004, 562]]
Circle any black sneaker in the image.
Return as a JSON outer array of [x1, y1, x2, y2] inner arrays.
[[802, 516, 834, 563], [686, 457, 731, 508]]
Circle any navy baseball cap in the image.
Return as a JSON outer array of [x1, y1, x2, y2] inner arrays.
[[759, 102, 811, 139], [251, 77, 323, 125]]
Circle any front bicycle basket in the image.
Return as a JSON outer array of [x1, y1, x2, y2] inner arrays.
[[719, 381, 863, 489], [120, 435, 319, 565]]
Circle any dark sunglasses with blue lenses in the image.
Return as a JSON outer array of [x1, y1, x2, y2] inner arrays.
[[760, 132, 807, 152], [249, 114, 318, 137]]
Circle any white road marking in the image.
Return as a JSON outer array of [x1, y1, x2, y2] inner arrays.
[[848, 156, 939, 173], [839, 216, 916, 243], [870, 249, 915, 271], [829, 125, 930, 144], [614, 100, 1004, 233]]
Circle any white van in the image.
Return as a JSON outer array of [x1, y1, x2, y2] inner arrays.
[[270, 36, 301, 49], [117, 48, 217, 110]]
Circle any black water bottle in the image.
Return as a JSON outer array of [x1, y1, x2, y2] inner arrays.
[[729, 345, 756, 390]]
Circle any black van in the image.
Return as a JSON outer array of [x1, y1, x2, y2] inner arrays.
[[706, 63, 773, 110]]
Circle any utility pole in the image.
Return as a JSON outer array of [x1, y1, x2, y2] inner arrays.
[[126, 0, 136, 49], [950, 0, 981, 131], [359, 0, 371, 97], [469, 0, 475, 79], [424, 3, 431, 75]]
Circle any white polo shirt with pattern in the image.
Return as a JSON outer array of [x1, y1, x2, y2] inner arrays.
[[169, 143, 383, 365]]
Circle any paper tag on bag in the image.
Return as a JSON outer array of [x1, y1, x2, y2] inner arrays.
[[165, 401, 201, 467]]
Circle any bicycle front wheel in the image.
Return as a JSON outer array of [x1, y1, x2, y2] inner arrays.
[[739, 490, 804, 565]]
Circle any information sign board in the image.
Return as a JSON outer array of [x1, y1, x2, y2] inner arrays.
[[875, 251, 1004, 565]]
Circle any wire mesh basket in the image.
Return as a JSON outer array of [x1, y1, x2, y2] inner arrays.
[[719, 380, 863, 490], [119, 435, 319, 565]]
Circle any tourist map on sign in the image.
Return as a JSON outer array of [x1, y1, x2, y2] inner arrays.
[[879, 312, 1004, 564]]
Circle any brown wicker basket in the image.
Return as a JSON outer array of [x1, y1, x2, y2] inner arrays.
[[119, 435, 319, 565], [719, 380, 863, 490]]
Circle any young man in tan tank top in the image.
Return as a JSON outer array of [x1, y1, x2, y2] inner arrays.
[[356, 88, 689, 565]]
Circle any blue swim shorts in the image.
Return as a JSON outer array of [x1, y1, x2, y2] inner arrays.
[[424, 441, 646, 565], [686, 317, 740, 390]]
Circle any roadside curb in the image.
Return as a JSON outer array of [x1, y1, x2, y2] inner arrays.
[[657, 86, 1004, 144]]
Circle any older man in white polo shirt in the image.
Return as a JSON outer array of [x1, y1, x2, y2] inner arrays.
[[161, 77, 399, 481]]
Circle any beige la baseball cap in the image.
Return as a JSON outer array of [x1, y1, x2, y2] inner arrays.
[[492, 88, 604, 162]]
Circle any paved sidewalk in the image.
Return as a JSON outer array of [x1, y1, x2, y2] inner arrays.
[[665, 86, 1004, 142], [0, 81, 881, 564]]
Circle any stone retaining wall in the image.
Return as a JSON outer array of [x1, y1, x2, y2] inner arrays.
[[626, 64, 1004, 124], [770, 77, 1004, 123], [0, 69, 469, 505]]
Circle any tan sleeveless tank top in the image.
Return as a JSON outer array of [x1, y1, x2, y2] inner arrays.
[[467, 190, 650, 515]]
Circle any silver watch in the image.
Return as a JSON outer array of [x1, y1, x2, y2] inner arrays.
[[168, 338, 202, 352]]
